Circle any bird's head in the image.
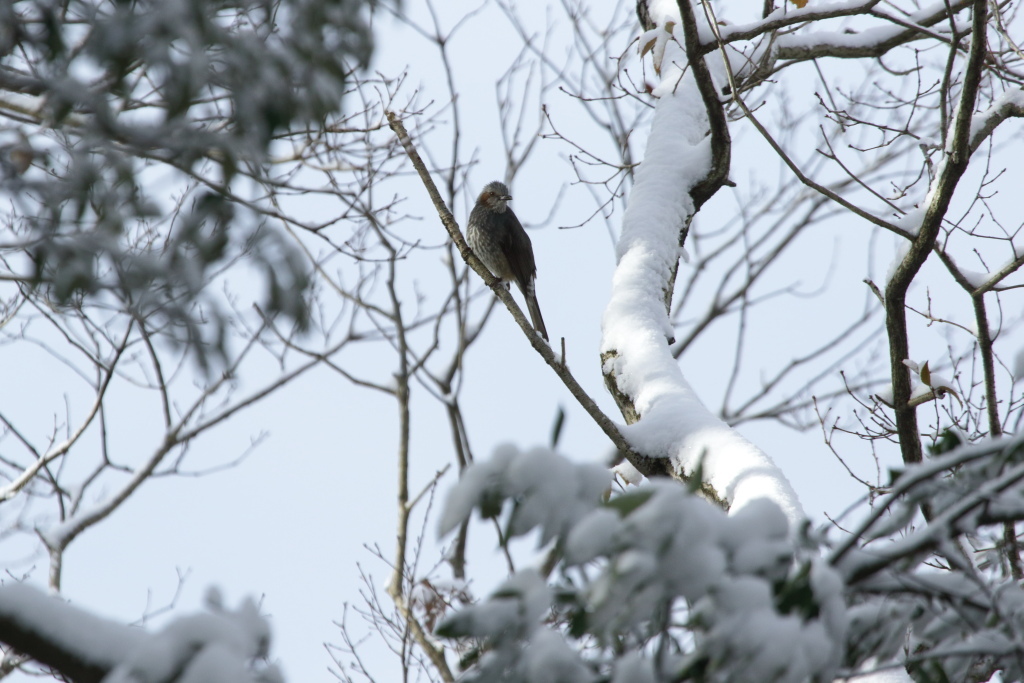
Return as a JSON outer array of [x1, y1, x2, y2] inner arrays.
[[478, 181, 512, 212]]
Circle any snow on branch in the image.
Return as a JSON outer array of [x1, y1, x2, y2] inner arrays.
[[436, 446, 841, 682], [437, 439, 1024, 681], [969, 87, 1024, 153], [774, 1, 968, 61], [0, 584, 279, 683], [705, 0, 972, 62], [602, 1, 803, 527]]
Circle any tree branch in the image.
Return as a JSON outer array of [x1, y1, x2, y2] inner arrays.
[[680, 0, 731, 210], [386, 111, 668, 478], [883, 0, 988, 466]]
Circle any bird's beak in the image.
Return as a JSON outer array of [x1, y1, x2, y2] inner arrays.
[[503, 194, 512, 201]]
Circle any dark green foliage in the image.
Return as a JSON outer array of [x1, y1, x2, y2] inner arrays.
[[1, 0, 374, 366], [774, 561, 819, 620]]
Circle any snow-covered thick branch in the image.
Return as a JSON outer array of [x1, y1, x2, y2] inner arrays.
[[602, 1, 803, 526]]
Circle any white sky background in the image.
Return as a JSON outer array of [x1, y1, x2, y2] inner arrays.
[[2, 0, 1023, 682]]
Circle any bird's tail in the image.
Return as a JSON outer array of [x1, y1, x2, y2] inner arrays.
[[524, 281, 549, 341]]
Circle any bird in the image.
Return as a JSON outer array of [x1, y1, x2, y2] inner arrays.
[[466, 180, 549, 341]]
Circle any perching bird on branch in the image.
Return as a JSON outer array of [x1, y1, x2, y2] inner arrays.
[[466, 180, 549, 341]]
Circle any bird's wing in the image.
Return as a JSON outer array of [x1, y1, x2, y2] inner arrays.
[[500, 209, 537, 294]]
